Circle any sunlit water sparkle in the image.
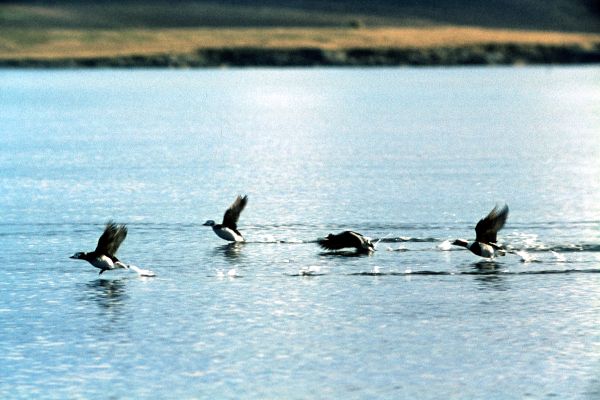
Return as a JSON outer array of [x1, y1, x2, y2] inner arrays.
[[1, 67, 599, 399]]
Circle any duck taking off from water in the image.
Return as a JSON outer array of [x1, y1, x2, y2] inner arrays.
[[317, 231, 375, 253], [70, 221, 130, 275], [452, 204, 509, 258], [203, 195, 248, 242]]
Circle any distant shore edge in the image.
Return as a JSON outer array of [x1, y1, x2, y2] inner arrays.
[[3, 44, 600, 68]]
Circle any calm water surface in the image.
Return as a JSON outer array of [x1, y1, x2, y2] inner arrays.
[[1, 67, 599, 399]]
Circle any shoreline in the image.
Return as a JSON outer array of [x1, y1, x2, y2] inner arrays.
[[2, 43, 600, 68], [2, 26, 599, 68]]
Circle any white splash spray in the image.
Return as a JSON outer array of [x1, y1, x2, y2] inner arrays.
[[127, 264, 156, 277]]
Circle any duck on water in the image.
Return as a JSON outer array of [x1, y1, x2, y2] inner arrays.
[[318, 231, 375, 253], [452, 204, 509, 258], [204, 195, 248, 242], [70, 221, 155, 277]]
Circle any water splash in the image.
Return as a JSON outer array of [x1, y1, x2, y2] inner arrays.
[[513, 250, 536, 263], [551, 251, 566, 262], [248, 236, 304, 244], [386, 246, 408, 252], [251, 235, 281, 243], [216, 268, 239, 279], [348, 269, 600, 277], [299, 265, 322, 276], [437, 240, 453, 251], [373, 233, 391, 250], [227, 269, 238, 278], [127, 264, 155, 277], [377, 237, 439, 243]]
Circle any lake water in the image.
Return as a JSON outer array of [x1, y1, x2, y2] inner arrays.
[[1, 67, 599, 399]]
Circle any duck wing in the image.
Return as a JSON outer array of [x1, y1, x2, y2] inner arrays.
[[222, 195, 248, 230], [318, 231, 364, 250], [475, 204, 509, 244], [95, 221, 128, 256]]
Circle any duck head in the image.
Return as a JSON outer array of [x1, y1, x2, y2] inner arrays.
[[203, 220, 216, 227], [452, 239, 469, 248], [70, 252, 87, 260]]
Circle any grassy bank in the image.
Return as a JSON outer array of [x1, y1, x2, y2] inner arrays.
[[2, 0, 599, 67], [1, 27, 600, 67]]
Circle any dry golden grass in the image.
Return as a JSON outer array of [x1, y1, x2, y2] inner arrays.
[[1, 27, 599, 59]]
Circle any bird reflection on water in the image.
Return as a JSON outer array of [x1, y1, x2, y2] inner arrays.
[[468, 260, 510, 291], [213, 242, 244, 261], [319, 250, 374, 258], [471, 260, 503, 270], [82, 278, 129, 310]]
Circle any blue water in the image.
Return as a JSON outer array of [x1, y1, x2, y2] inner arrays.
[[1, 67, 599, 399]]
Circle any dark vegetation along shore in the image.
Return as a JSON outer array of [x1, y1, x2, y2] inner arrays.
[[4, 44, 600, 68], [1, 0, 599, 67]]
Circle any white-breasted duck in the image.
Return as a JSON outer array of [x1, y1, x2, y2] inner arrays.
[[452, 204, 509, 258], [70, 221, 130, 274], [203, 195, 248, 242], [317, 231, 375, 253]]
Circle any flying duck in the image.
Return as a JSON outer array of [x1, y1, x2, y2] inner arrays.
[[452, 204, 509, 258], [70, 221, 130, 274], [203, 195, 248, 242], [317, 231, 375, 253]]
